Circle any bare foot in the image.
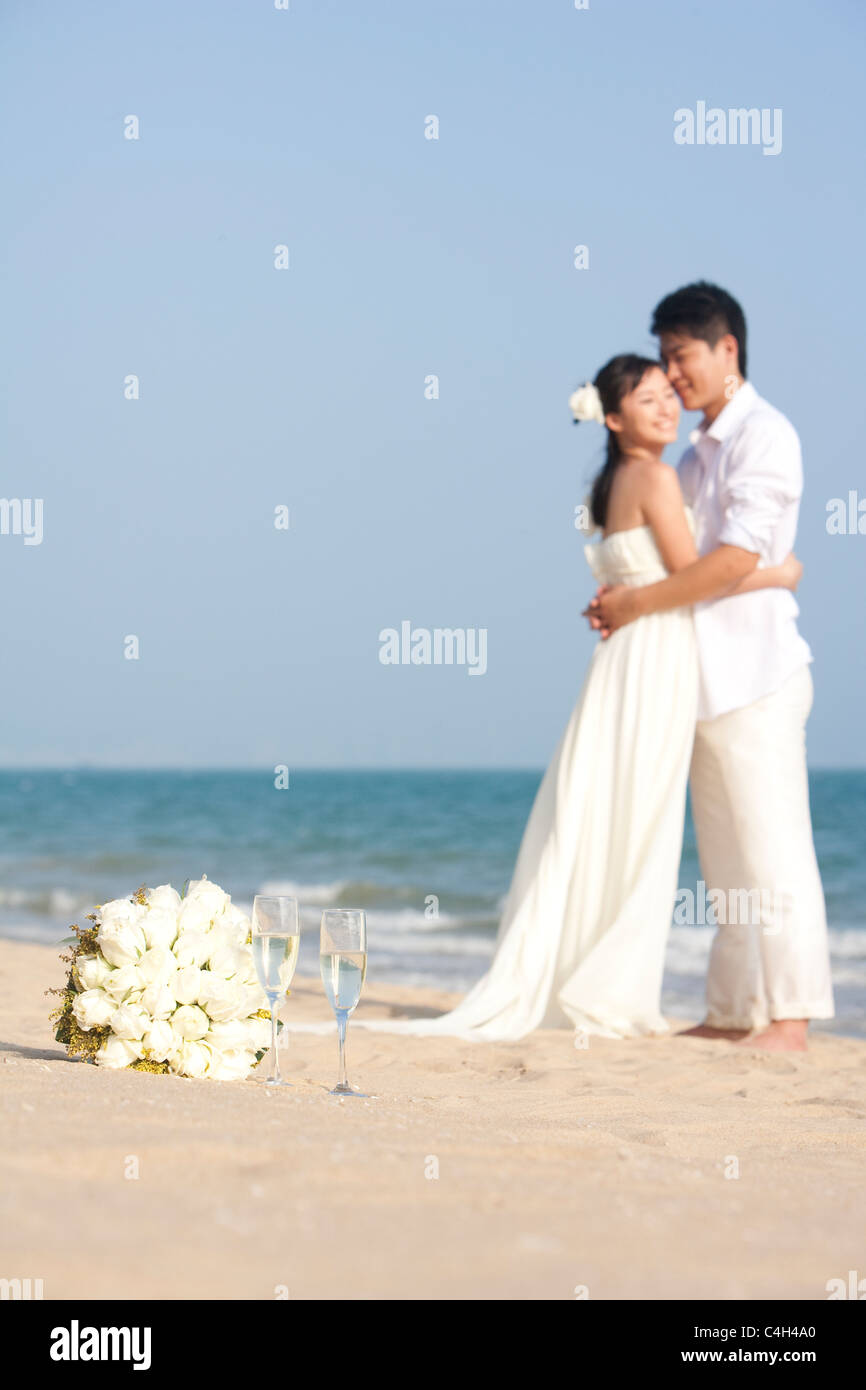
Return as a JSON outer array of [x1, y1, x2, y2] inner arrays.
[[676, 1022, 751, 1040], [735, 1020, 808, 1052]]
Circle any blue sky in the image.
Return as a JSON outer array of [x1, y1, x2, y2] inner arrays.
[[2, 0, 864, 767]]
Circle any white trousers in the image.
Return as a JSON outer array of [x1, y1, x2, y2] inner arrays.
[[689, 665, 835, 1029]]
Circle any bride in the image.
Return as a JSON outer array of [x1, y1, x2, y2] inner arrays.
[[359, 355, 802, 1041]]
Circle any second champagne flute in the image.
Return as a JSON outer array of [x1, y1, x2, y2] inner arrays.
[[252, 895, 300, 1086], [320, 909, 368, 1097]]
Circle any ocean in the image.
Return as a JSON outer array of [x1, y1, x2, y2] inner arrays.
[[1, 769, 863, 1037]]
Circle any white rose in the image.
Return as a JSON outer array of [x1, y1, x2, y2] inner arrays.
[[103, 962, 144, 1002], [173, 929, 212, 968], [208, 1048, 257, 1081], [185, 879, 230, 915], [95, 1036, 143, 1070], [240, 981, 268, 1016], [141, 1020, 177, 1062], [207, 937, 248, 980], [141, 907, 178, 951], [172, 965, 207, 1005], [71, 988, 116, 1031], [208, 924, 257, 982], [137, 946, 178, 985], [171, 1004, 210, 1040], [170, 1040, 213, 1078], [234, 945, 259, 986], [568, 381, 606, 425], [176, 900, 215, 937], [217, 903, 251, 945], [110, 1003, 150, 1040], [197, 975, 246, 1023], [98, 896, 143, 929], [140, 981, 176, 1020], [146, 884, 182, 915], [247, 1015, 273, 1052], [97, 903, 146, 967], [74, 954, 113, 992], [206, 1019, 257, 1051]]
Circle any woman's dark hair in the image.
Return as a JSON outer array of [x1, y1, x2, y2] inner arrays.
[[587, 353, 660, 529], [650, 280, 747, 378]]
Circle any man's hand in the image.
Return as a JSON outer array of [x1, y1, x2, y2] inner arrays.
[[582, 585, 613, 639], [588, 584, 642, 638]]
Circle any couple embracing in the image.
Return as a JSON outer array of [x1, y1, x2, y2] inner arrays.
[[367, 282, 835, 1052]]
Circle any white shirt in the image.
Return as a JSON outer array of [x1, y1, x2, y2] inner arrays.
[[677, 380, 812, 721]]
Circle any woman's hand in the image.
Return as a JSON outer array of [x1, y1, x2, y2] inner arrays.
[[723, 549, 804, 598], [778, 551, 803, 592]]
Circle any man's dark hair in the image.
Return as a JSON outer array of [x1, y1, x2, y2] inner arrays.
[[651, 281, 747, 378]]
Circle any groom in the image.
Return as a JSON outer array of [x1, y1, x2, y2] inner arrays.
[[587, 281, 834, 1052]]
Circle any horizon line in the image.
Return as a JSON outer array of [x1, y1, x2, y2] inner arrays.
[[1, 764, 862, 775]]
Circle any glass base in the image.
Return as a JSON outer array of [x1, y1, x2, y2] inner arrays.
[[329, 1083, 369, 1097], [261, 1077, 293, 1087]]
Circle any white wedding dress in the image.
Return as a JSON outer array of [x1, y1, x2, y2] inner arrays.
[[296, 516, 699, 1043]]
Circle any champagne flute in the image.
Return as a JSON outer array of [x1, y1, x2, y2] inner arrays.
[[252, 895, 300, 1086], [320, 909, 368, 1097]]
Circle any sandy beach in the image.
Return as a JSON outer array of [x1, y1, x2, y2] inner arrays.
[[2, 937, 864, 1301]]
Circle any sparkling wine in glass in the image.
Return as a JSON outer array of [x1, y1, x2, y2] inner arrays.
[[320, 909, 368, 1097], [252, 895, 300, 1086]]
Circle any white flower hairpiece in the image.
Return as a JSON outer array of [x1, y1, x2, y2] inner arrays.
[[568, 381, 605, 425]]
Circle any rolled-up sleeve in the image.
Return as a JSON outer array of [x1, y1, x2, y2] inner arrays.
[[718, 417, 802, 561]]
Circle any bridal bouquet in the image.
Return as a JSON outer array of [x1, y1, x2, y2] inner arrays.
[[50, 878, 274, 1080]]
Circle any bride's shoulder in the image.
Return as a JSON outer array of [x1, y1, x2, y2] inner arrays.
[[632, 462, 694, 530], [629, 458, 685, 500], [648, 458, 683, 483]]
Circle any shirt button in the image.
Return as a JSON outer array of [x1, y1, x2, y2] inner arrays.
[[688, 429, 701, 446]]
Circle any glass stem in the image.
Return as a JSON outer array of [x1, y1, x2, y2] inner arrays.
[[337, 1010, 348, 1089], [269, 994, 281, 1083]]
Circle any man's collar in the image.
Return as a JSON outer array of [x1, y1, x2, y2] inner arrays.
[[688, 380, 757, 447]]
